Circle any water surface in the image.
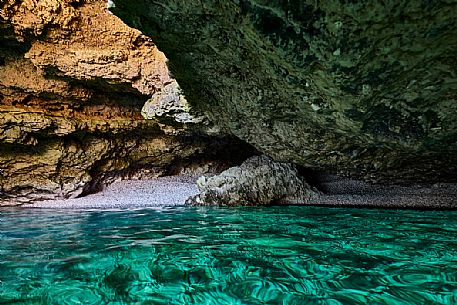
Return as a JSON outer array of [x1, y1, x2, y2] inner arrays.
[[0, 206, 456, 304]]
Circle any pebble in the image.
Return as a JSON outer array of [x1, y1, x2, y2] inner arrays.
[[22, 175, 457, 210]]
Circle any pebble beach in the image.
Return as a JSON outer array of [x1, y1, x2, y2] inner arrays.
[[21, 174, 457, 210], [23, 176, 199, 209]]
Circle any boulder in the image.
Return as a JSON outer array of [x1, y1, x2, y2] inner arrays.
[[186, 155, 320, 206]]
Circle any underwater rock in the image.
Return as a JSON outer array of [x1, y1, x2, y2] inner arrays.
[[186, 155, 320, 206], [112, 0, 457, 183]]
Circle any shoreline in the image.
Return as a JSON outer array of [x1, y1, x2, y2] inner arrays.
[[15, 174, 457, 210], [309, 175, 457, 209], [22, 176, 199, 209]]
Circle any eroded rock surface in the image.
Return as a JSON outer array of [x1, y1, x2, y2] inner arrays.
[[186, 155, 320, 206], [112, 0, 457, 183], [0, 0, 252, 204]]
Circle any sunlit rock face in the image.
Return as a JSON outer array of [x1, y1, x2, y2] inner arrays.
[[0, 0, 253, 204], [112, 0, 457, 183]]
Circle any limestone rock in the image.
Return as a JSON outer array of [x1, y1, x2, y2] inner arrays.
[[186, 155, 320, 206], [112, 0, 457, 183], [0, 0, 250, 204], [141, 80, 205, 126]]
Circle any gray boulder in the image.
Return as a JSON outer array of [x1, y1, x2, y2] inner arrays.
[[186, 155, 320, 206]]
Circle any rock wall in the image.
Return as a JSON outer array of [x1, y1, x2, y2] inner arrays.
[[112, 0, 457, 183], [0, 0, 252, 204]]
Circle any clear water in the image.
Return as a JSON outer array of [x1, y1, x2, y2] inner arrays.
[[0, 206, 456, 305]]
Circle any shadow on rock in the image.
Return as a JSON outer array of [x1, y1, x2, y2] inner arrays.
[[186, 155, 320, 206]]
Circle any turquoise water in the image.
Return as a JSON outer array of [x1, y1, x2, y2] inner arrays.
[[0, 206, 456, 305]]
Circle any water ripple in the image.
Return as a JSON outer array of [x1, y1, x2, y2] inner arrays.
[[0, 206, 456, 304]]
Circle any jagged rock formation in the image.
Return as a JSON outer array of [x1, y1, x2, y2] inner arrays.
[[112, 0, 457, 183], [186, 155, 319, 206], [0, 0, 253, 204]]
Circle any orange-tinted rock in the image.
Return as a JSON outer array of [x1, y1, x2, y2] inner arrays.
[[0, 0, 252, 204]]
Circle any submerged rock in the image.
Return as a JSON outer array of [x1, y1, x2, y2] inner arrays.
[[186, 156, 320, 206], [112, 0, 457, 183]]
